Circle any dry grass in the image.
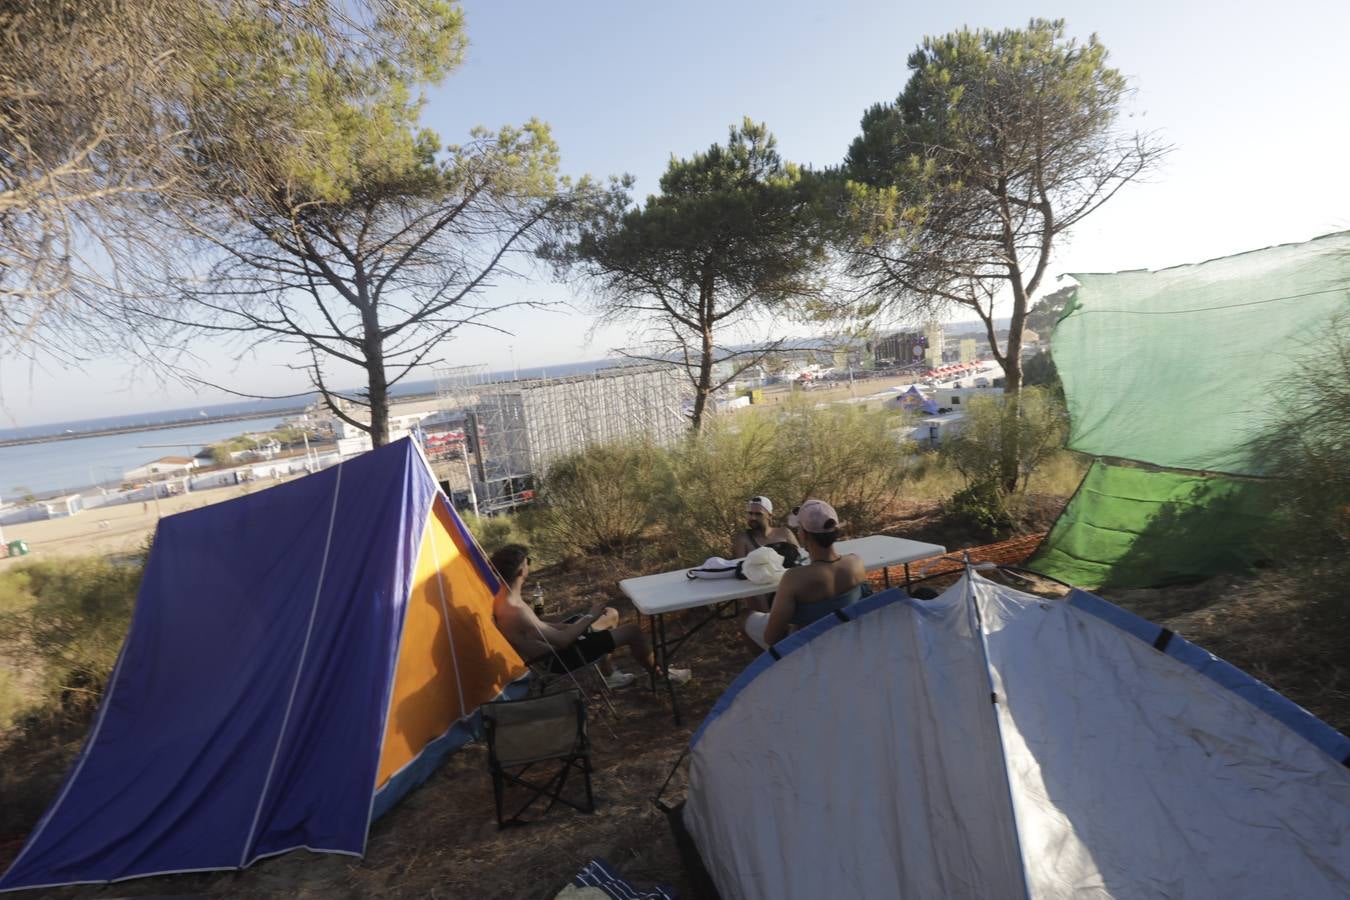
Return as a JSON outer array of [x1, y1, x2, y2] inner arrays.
[[1104, 569, 1350, 734]]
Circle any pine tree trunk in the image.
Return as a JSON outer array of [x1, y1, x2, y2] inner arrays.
[[690, 326, 715, 432]]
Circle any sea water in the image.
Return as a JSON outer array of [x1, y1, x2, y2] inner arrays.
[[0, 358, 616, 499], [0, 416, 290, 499]]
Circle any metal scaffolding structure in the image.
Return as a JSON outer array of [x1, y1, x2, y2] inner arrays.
[[433, 364, 687, 513]]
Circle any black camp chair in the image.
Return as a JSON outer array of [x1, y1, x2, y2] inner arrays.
[[482, 689, 594, 828]]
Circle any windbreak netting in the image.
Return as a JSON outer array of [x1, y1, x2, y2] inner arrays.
[[1054, 231, 1350, 476], [1028, 460, 1279, 589], [1030, 232, 1350, 588]]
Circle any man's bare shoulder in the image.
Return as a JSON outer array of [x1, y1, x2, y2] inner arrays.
[[494, 596, 532, 628], [778, 564, 821, 598]]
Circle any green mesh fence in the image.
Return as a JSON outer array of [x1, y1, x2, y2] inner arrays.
[[1028, 460, 1279, 589], [1054, 232, 1350, 476], [1033, 232, 1350, 588]]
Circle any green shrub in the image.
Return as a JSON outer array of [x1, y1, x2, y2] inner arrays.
[[533, 440, 675, 557], [949, 479, 1013, 537], [1249, 315, 1350, 555], [0, 557, 141, 723], [939, 386, 1068, 492], [665, 400, 914, 561], [462, 511, 528, 557], [1246, 314, 1350, 628]]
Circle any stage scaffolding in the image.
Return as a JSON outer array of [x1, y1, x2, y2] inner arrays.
[[432, 364, 687, 513]]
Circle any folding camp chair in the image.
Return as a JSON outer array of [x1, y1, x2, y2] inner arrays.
[[482, 689, 595, 828]]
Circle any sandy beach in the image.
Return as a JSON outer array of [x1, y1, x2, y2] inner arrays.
[[0, 476, 306, 566]]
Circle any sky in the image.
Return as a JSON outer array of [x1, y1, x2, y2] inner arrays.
[[4, 0, 1349, 425]]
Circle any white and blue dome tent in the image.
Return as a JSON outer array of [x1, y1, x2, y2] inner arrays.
[[682, 571, 1350, 899]]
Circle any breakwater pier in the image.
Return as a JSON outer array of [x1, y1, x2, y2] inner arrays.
[[0, 408, 309, 449]]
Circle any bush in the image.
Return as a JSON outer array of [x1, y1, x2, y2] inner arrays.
[[949, 480, 1013, 536], [0, 557, 141, 725], [1246, 314, 1350, 627], [665, 400, 915, 561], [1249, 315, 1350, 555], [533, 440, 675, 557], [940, 387, 1068, 489]]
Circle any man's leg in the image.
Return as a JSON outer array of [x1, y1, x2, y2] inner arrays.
[[608, 622, 691, 684], [607, 622, 656, 675], [738, 609, 771, 655]]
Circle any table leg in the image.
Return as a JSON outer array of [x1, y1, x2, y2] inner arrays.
[[904, 563, 912, 589], [647, 614, 661, 694], [655, 613, 683, 726], [884, 566, 892, 588]]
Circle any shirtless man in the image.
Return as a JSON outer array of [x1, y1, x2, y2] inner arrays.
[[742, 499, 867, 651], [733, 496, 798, 612], [489, 544, 691, 688], [732, 496, 798, 558]]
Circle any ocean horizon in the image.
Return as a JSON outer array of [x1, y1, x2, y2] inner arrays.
[[0, 358, 621, 497], [0, 357, 617, 442]]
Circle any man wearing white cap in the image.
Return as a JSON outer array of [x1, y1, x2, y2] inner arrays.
[[743, 498, 866, 651], [732, 495, 797, 560]]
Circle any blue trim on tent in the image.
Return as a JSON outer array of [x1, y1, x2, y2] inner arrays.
[[371, 676, 530, 820], [1066, 589, 1161, 644], [435, 494, 501, 595], [690, 588, 913, 750], [1069, 588, 1350, 765]]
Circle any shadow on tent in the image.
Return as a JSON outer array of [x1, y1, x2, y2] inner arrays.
[[1029, 460, 1280, 590], [1105, 474, 1279, 589]]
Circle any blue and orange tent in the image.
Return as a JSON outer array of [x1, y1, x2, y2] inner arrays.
[[0, 438, 525, 891]]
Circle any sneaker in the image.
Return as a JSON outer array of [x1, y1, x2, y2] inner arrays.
[[602, 670, 637, 689], [665, 667, 692, 686]]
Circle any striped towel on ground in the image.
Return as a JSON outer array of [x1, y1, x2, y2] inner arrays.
[[571, 857, 678, 900]]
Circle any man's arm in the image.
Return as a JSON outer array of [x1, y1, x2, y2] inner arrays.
[[525, 601, 607, 649], [846, 555, 867, 587], [731, 531, 751, 559], [762, 576, 799, 647]]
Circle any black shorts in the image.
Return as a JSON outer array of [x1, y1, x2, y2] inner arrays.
[[541, 629, 616, 674]]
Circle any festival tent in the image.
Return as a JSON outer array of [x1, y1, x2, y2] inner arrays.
[[0, 438, 525, 892], [1029, 231, 1350, 588], [895, 385, 939, 415], [683, 574, 1350, 900]]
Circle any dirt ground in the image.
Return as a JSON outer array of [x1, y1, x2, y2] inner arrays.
[[2, 502, 1347, 898]]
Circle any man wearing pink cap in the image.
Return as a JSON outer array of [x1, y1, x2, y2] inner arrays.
[[743, 498, 866, 650]]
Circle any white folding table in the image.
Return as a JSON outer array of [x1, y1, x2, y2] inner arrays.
[[618, 535, 946, 723]]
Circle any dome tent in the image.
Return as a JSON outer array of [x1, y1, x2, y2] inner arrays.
[[1, 438, 525, 892], [683, 571, 1350, 899]]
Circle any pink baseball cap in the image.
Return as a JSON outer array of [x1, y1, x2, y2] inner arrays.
[[793, 499, 839, 534]]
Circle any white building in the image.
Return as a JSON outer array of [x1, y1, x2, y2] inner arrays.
[[909, 411, 968, 448], [124, 456, 198, 482]]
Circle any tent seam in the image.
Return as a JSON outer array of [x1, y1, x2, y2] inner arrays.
[[967, 572, 1034, 900], [361, 460, 435, 857], [238, 461, 345, 867]]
